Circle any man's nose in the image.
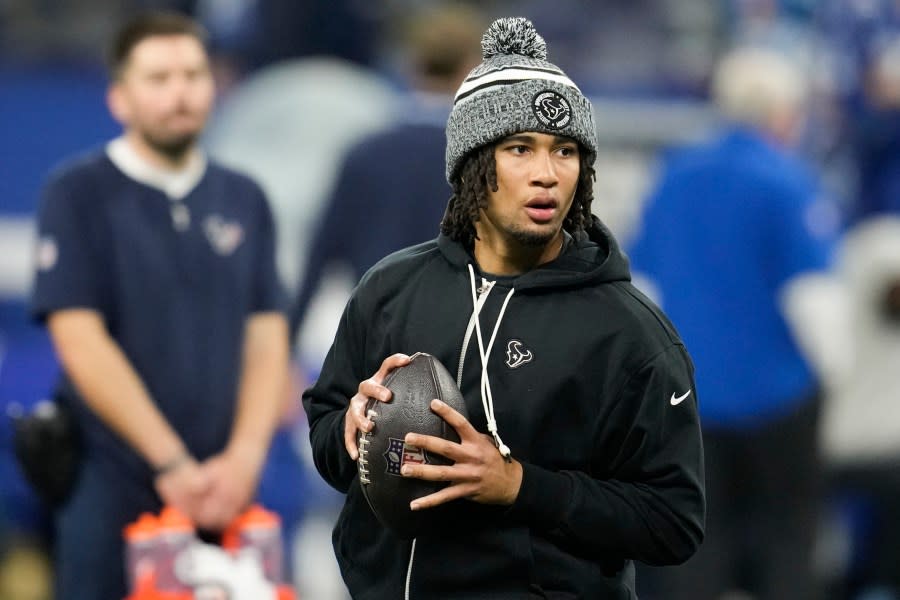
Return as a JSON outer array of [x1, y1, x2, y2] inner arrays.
[[167, 74, 194, 98], [530, 151, 558, 187]]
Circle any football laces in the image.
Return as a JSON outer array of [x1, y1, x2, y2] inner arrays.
[[357, 408, 378, 485]]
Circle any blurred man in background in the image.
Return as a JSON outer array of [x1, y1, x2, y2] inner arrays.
[[29, 12, 289, 600], [290, 4, 483, 342], [820, 0, 900, 222], [629, 46, 847, 599]]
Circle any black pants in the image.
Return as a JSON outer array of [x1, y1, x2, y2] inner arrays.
[[639, 395, 822, 600], [54, 460, 161, 600]]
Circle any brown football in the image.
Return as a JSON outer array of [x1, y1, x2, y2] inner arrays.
[[357, 352, 468, 538]]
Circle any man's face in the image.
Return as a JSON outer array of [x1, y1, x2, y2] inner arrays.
[[477, 132, 580, 249], [109, 34, 214, 159]]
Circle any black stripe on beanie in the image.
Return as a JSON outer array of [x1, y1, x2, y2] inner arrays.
[[461, 64, 565, 84]]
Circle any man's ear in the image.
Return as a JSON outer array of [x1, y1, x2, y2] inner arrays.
[[107, 83, 129, 126]]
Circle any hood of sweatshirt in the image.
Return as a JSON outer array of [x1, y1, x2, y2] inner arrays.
[[436, 215, 632, 290], [432, 214, 633, 459]]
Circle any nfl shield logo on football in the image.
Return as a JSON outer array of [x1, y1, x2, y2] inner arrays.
[[384, 438, 427, 476]]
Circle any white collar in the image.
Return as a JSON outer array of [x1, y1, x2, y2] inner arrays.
[[106, 136, 207, 201]]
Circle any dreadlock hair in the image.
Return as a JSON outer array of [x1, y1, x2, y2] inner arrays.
[[440, 143, 596, 249]]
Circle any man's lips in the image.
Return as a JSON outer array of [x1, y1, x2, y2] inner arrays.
[[524, 197, 558, 222]]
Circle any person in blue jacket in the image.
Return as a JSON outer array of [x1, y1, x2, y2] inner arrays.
[[303, 18, 705, 598], [29, 12, 290, 600], [629, 47, 845, 599]]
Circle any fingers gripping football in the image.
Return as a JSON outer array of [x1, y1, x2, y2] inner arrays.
[[402, 399, 523, 510], [344, 353, 410, 460]]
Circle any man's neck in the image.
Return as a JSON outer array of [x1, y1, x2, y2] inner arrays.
[[473, 232, 565, 276], [124, 130, 195, 171], [107, 136, 207, 200]]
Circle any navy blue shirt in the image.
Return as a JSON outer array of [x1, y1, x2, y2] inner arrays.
[[30, 149, 286, 480], [290, 121, 450, 338]]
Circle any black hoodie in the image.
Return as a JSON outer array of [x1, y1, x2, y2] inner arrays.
[[303, 217, 705, 599]]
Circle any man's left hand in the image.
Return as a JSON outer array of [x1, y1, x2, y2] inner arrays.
[[400, 399, 523, 510], [194, 447, 262, 531]]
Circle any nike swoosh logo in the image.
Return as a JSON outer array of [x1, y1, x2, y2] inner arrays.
[[670, 390, 691, 406]]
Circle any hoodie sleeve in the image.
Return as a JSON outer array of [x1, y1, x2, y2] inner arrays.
[[301, 291, 368, 493], [506, 342, 705, 567]]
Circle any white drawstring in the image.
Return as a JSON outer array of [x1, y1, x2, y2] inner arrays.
[[466, 265, 514, 459]]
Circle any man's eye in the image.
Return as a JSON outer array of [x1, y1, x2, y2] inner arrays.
[[186, 68, 209, 81]]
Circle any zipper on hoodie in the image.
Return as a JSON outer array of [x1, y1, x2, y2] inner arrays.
[[405, 276, 494, 599]]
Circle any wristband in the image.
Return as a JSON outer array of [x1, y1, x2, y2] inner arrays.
[[154, 452, 191, 477]]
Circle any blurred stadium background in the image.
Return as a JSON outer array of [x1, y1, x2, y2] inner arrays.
[[2, 1, 898, 599]]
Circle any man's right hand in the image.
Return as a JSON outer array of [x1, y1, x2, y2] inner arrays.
[[344, 353, 411, 460], [154, 456, 211, 520]]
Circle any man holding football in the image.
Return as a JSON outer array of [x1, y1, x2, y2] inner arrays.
[[303, 17, 705, 598]]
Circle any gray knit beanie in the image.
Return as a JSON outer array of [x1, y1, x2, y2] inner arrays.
[[445, 17, 597, 182]]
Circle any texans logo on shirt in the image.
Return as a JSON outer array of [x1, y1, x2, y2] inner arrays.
[[203, 215, 244, 256], [36, 236, 58, 271], [505, 339, 534, 369]]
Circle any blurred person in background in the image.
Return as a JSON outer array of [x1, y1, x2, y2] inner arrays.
[[629, 46, 847, 600], [289, 4, 484, 341], [28, 12, 289, 600], [194, 0, 381, 75], [853, 36, 900, 217], [819, 0, 900, 221]]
